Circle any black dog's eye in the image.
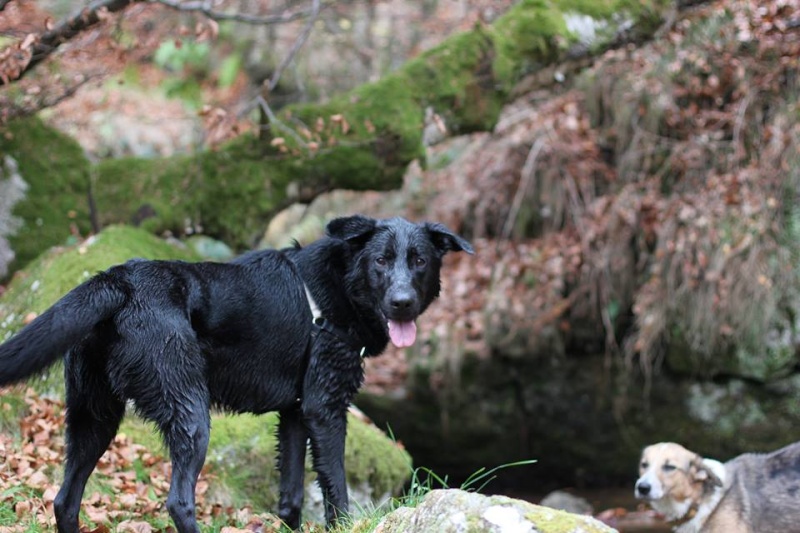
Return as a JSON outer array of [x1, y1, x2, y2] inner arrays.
[[375, 256, 387, 267], [414, 257, 426, 268], [663, 464, 676, 472]]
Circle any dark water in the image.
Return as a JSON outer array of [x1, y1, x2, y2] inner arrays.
[[499, 487, 671, 532]]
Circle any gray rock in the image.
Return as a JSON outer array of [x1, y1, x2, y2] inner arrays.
[[377, 489, 617, 533], [539, 490, 593, 515]]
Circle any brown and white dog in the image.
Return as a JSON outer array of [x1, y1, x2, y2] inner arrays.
[[635, 441, 800, 533]]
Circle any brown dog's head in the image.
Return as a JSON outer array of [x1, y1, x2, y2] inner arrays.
[[634, 442, 724, 521]]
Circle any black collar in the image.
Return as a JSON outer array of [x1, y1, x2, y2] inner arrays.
[[303, 284, 365, 355], [312, 316, 365, 354]]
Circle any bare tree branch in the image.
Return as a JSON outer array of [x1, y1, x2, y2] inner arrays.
[[0, 0, 325, 87], [0, 0, 141, 85], [152, 0, 322, 26], [267, 0, 320, 91]]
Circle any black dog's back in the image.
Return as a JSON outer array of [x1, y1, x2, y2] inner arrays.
[[91, 253, 315, 416]]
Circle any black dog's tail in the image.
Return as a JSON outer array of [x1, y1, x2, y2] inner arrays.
[[0, 271, 127, 386]]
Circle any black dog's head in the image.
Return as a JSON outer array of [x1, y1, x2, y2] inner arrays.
[[327, 215, 473, 348]]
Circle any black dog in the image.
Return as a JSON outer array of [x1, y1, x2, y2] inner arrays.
[[0, 215, 472, 533]]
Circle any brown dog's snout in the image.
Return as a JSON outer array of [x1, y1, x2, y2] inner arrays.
[[636, 480, 652, 496]]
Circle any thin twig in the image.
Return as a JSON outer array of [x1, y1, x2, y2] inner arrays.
[[732, 90, 753, 163], [255, 95, 308, 149], [152, 0, 319, 26], [267, 0, 320, 92], [500, 136, 547, 241]]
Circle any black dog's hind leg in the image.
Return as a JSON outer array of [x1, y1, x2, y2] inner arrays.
[[277, 406, 309, 530], [133, 332, 210, 533], [54, 351, 125, 533], [162, 404, 210, 533], [306, 411, 348, 528]]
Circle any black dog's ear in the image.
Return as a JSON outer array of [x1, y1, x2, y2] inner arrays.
[[327, 215, 377, 242], [424, 222, 474, 255]]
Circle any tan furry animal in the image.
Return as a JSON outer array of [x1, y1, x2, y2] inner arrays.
[[635, 441, 800, 533]]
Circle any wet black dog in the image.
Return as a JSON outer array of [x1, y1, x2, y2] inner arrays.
[[0, 215, 473, 533]]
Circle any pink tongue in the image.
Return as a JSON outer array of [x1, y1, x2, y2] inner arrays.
[[388, 320, 417, 348]]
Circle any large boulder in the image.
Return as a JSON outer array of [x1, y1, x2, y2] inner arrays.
[[376, 489, 615, 533], [0, 224, 199, 343]]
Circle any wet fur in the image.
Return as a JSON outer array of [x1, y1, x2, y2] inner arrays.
[[635, 441, 800, 533], [0, 215, 472, 533]]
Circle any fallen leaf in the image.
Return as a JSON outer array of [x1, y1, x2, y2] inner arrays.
[[116, 520, 153, 533]]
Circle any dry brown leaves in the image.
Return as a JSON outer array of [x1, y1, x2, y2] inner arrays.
[[0, 388, 291, 532], [364, 0, 800, 391]]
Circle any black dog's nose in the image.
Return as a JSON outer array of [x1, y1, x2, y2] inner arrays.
[[636, 481, 651, 496], [391, 295, 414, 310]]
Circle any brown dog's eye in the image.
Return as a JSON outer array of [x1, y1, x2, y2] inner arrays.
[[640, 461, 649, 469], [663, 464, 676, 472]]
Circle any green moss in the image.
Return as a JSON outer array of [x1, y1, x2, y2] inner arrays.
[[93, 154, 200, 238], [202, 412, 281, 508], [492, 0, 666, 82], [345, 413, 411, 497], [407, 30, 505, 133], [0, 225, 199, 342], [523, 504, 612, 533], [493, 0, 568, 74], [0, 116, 92, 273], [93, 135, 302, 249]]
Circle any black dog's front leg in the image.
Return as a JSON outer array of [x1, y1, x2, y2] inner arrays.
[[277, 407, 309, 530], [305, 410, 348, 528]]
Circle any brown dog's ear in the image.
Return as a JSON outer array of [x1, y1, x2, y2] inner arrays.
[[690, 456, 723, 488], [424, 222, 474, 255], [327, 215, 377, 242]]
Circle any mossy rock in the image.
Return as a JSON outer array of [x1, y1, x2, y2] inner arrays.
[[375, 489, 615, 533], [0, 224, 200, 343], [0, 116, 93, 275], [666, 319, 800, 383]]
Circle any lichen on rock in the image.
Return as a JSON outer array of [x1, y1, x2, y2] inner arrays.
[[376, 489, 616, 533]]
